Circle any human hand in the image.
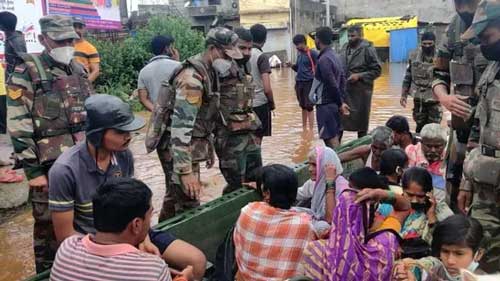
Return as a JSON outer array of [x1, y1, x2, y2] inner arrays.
[[324, 164, 338, 182], [28, 175, 48, 192], [348, 73, 361, 82], [243, 182, 257, 189], [139, 235, 161, 256], [181, 173, 202, 200], [268, 100, 276, 111], [340, 103, 350, 116], [171, 265, 194, 281], [392, 261, 416, 281], [440, 94, 471, 119], [400, 96, 408, 108], [355, 188, 388, 204], [457, 190, 472, 214], [426, 192, 437, 223]]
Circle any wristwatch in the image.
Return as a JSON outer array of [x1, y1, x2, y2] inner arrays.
[[326, 180, 336, 190]]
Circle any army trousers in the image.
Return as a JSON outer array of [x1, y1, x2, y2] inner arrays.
[[469, 181, 500, 273], [30, 186, 57, 273], [412, 99, 442, 133], [157, 148, 200, 222], [214, 131, 262, 194]]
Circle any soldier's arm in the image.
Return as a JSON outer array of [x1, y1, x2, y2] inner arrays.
[[7, 66, 45, 180], [359, 46, 382, 81], [402, 60, 412, 96], [432, 29, 453, 96], [170, 70, 204, 175]]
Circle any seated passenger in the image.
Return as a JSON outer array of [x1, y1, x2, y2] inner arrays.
[[386, 115, 419, 151], [234, 164, 315, 281], [48, 95, 206, 279], [51, 178, 193, 281], [405, 123, 447, 202], [379, 148, 409, 189], [339, 126, 393, 172], [399, 167, 453, 251], [295, 145, 348, 234], [393, 215, 485, 281], [302, 167, 411, 281]]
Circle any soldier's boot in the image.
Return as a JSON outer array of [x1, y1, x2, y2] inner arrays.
[[31, 187, 57, 273]]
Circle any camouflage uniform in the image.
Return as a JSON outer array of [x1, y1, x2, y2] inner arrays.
[[402, 49, 442, 133], [147, 28, 243, 221], [6, 16, 93, 273], [432, 13, 489, 206], [214, 62, 262, 194], [461, 1, 500, 272]]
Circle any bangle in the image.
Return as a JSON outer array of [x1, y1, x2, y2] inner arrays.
[[383, 190, 396, 204], [326, 180, 336, 190]]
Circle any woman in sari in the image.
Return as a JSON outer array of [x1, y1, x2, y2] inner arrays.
[[302, 167, 411, 281], [295, 145, 348, 234]]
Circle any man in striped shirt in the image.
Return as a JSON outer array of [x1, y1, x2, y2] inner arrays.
[[73, 17, 100, 82], [51, 177, 193, 281], [234, 164, 315, 281]]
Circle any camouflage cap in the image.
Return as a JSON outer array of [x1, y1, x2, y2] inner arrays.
[[462, 0, 500, 40], [39, 15, 80, 41], [206, 27, 243, 59]]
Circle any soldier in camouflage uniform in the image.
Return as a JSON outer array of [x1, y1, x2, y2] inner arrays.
[[214, 27, 262, 194], [147, 27, 243, 221], [6, 15, 93, 272], [432, 0, 488, 208], [459, 0, 500, 272], [401, 31, 442, 133]]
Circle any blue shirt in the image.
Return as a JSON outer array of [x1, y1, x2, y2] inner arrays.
[[294, 49, 318, 82]]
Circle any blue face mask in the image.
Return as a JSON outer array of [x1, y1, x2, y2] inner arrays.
[[466, 259, 480, 273]]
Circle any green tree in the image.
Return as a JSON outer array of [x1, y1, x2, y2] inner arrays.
[[92, 16, 205, 111]]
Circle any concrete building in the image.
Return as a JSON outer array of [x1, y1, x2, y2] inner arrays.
[[332, 0, 456, 23]]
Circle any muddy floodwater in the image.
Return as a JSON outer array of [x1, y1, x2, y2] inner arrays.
[[1, 63, 435, 280]]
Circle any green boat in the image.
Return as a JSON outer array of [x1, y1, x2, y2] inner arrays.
[[25, 136, 372, 281]]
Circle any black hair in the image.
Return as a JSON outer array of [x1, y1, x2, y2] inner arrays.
[[402, 167, 433, 193], [380, 148, 408, 176], [234, 27, 253, 43], [0, 11, 17, 32], [93, 177, 152, 233], [421, 31, 436, 41], [315, 26, 333, 46], [386, 115, 410, 134], [151, 35, 175, 56], [347, 25, 363, 34], [250, 24, 267, 44], [293, 34, 307, 45], [256, 164, 298, 209], [432, 215, 484, 256], [349, 167, 388, 190]]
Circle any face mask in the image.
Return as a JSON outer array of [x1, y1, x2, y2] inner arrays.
[[458, 12, 474, 26], [467, 260, 480, 273], [236, 55, 250, 66], [422, 46, 435, 55], [480, 40, 500, 61], [411, 202, 427, 212], [213, 58, 233, 78], [349, 38, 360, 47], [49, 46, 75, 65]]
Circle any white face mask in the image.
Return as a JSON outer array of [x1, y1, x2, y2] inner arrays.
[[49, 46, 75, 65], [212, 58, 232, 78]]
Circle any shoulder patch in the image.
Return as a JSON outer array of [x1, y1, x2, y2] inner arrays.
[[8, 88, 23, 100], [14, 65, 27, 74], [185, 90, 202, 105]]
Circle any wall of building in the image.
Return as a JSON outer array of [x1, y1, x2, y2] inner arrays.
[[332, 0, 455, 23]]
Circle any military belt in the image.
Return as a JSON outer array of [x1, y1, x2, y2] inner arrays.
[[481, 144, 500, 158]]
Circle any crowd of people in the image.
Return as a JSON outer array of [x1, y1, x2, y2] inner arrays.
[[0, 0, 499, 280]]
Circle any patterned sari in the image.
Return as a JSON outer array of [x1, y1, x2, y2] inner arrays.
[[302, 189, 401, 281]]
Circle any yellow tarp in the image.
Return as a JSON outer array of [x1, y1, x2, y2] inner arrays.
[[306, 34, 315, 49], [0, 64, 5, 96], [347, 16, 418, 48]]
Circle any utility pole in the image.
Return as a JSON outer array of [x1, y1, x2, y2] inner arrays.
[[325, 0, 330, 27]]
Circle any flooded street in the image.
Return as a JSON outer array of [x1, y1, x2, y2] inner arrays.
[[0, 62, 422, 280]]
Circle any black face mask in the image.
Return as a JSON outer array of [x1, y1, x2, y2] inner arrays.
[[411, 202, 428, 212], [422, 46, 435, 55], [349, 38, 360, 47], [480, 40, 500, 61], [458, 12, 474, 26], [236, 55, 251, 66]]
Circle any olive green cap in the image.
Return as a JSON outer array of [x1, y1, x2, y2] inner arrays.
[[39, 15, 80, 41], [206, 27, 243, 59], [462, 0, 500, 40]]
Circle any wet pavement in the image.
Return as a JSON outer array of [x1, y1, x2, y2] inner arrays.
[[0, 62, 426, 280]]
